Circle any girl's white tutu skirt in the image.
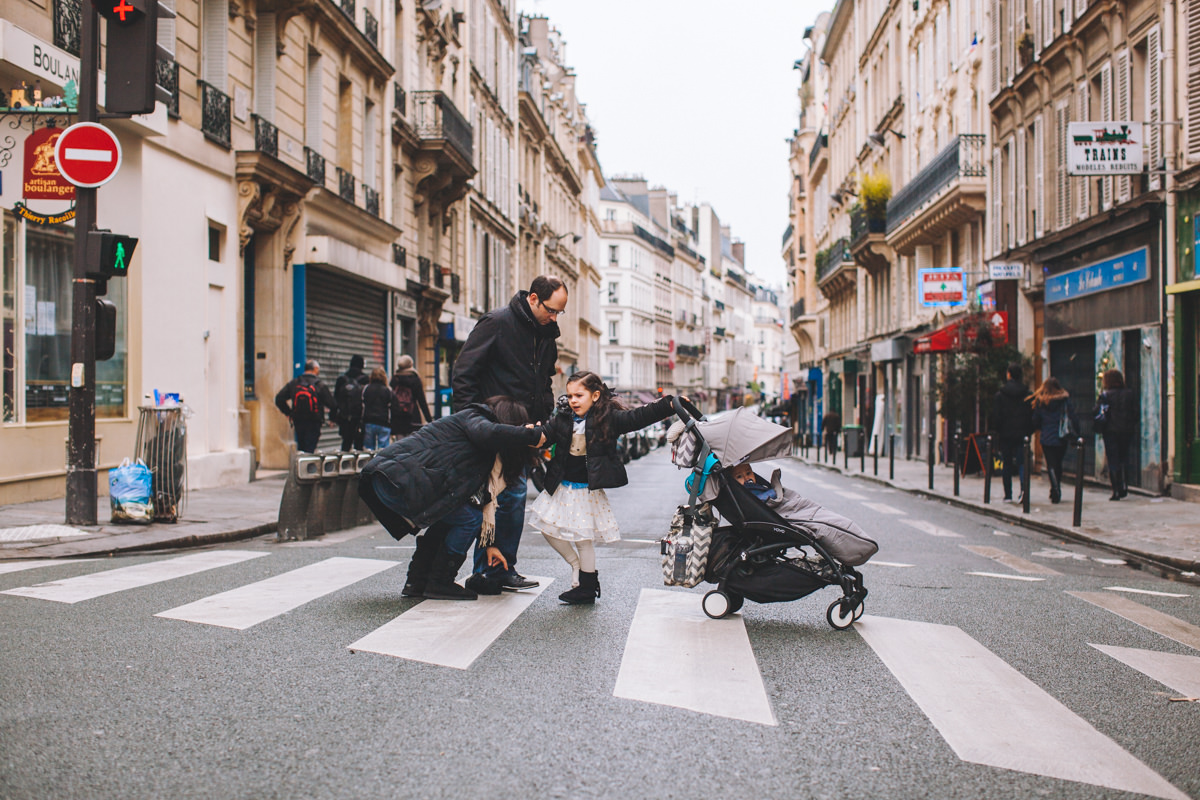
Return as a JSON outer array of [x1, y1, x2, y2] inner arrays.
[[529, 482, 620, 543]]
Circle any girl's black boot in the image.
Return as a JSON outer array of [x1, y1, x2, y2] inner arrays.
[[559, 571, 599, 605]]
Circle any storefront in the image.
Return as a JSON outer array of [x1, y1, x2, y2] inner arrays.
[[1170, 183, 1200, 491]]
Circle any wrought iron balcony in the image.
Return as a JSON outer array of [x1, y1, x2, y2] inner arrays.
[[394, 83, 407, 117], [340, 0, 356, 23], [156, 57, 179, 118], [433, 264, 445, 289], [363, 185, 379, 216], [714, 327, 726, 338], [790, 299, 806, 321], [337, 167, 355, 204], [887, 134, 987, 234], [54, 0, 81, 56], [200, 81, 231, 149], [392, 244, 407, 267], [450, 273, 461, 303], [252, 114, 278, 158], [411, 91, 474, 166], [417, 256, 431, 285], [809, 133, 828, 171], [364, 8, 378, 47], [782, 223, 794, 249], [305, 147, 326, 187], [816, 237, 852, 283]]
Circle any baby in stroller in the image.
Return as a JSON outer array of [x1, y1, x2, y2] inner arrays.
[[725, 461, 877, 567]]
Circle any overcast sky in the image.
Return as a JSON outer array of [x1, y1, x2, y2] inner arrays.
[[519, 0, 828, 287]]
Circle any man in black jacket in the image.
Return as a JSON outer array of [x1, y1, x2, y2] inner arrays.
[[334, 355, 369, 450], [446, 275, 566, 594], [275, 360, 337, 453], [990, 363, 1034, 502]]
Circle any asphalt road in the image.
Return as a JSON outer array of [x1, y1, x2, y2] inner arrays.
[[1, 449, 1198, 800]]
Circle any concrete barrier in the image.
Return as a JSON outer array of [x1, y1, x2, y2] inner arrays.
[[276, 453, 323, 541]]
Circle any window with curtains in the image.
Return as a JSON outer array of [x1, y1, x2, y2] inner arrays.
[[21, 224, 126, 422]]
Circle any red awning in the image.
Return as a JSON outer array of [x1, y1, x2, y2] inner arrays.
[[913, 311, 1008, 354]]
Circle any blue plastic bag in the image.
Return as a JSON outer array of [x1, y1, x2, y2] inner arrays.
[[110, 458, 154, 523]]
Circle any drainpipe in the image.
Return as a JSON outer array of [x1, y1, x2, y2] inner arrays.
[[1162, 0, 1177, 493]]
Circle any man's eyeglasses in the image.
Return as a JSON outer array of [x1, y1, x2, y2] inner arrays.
[[539, 300, 566, 317]]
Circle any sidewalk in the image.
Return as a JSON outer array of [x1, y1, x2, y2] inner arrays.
[[791, 447, 1200, 581], [0, 474, 285, 560]]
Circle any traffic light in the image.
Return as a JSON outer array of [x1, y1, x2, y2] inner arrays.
[[86, 230, 137, 296], [96, 298, 117, 361], [93, 0, 176, 115]]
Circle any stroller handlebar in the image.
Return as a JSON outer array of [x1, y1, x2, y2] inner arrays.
[[672, 396, 705, 424]]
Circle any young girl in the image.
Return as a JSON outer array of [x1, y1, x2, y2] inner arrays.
[[529, 371, 680, 604]]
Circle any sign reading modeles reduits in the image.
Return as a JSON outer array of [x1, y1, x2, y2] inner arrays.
[[1067, 121, 1144, 175], [918, 268, 966, 307]]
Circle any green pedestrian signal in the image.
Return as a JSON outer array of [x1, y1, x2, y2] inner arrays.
[[86, 230, 138, 279]]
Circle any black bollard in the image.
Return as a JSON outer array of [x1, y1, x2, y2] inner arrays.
[[928, 432, 935, 490], [844, 433, 849, 470], [1073, 437, 1085, 526], [983, 435, 992, 504], [889, 432, 896, 480], [953, 434, 961, 497], [1022, 436, 1032, 514], [860, 435, 866, 472], [873, 435, 879, 476]]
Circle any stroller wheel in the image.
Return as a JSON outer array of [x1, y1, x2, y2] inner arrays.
[[852, 600, 865, 621], [702, 590, 733, 619], [827, 599, 856, 630], [728, 593, 744, 614]]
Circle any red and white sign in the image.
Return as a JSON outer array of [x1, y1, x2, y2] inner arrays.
[[53, 122, 122, 188], [23, 127, 75, 201], [917, 268, 966, 306]]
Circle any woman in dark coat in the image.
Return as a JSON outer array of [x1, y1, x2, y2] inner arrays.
[[1030, 377, 1078, 504], [359, 396, 544, 599], [1095, 368, 1137, 500], [362, 367, 402, 450]]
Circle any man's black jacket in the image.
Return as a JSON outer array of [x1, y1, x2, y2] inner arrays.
[[991, 379, 1034, 442]]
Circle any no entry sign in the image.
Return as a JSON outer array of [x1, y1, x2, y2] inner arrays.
[[53, 122, 123, 188]]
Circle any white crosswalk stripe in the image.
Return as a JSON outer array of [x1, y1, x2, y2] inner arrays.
[[0, 559, 85, 576], [156, 557, 397, 629], [347, 576, 553, 669], [855, 616, 1188, 800], [1090, 644, 1200, 699], [0, 551, 268, 603], [613, 589, 776, 726], [861, 501, 905, 515], [965, 571, 1045, 582], [832, 490, 868, 500], [899, 518, 962, 538], [961, 545, 1062, 575], [1068, 591, 1200, 651]]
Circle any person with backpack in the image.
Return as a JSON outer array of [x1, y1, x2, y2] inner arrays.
[[989, 363, 1035, 503], [389, 354, 431, 439], [1029, 377, 1078, 505], [362, 367, 403, 450], [274, 360, 337, 453], [334, 355, 369, 450]]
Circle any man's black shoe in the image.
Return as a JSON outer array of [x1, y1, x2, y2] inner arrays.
[[464, 573, 503, 595], [499, 573, 539, 591]]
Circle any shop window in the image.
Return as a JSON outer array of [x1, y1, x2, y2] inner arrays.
[[24, 224, 127, 421]]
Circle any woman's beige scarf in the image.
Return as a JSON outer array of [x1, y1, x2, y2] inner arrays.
[[479, 455, 508, 547]]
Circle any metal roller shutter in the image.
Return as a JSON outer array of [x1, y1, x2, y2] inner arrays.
[[306, 267, 388, 451]]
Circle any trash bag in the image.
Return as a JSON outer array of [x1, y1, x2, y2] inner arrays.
[[110, 458, 154, 524]]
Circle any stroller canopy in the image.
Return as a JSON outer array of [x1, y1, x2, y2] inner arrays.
[[697, 407, 792, 466]]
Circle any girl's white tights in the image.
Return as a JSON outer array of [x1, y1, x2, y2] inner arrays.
[[542, 533, 596, 587]]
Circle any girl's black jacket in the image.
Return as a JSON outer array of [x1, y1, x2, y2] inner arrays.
[[542, 396, 676, 494], [360, 403, 542, 526]]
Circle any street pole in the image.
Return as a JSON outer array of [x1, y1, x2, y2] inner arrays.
[[953, 433, 961, 496], [65, 3, 100, 525], [1072, 437, 1085, 526], [983, 435, 992, 504], [888, 431, 895, 480], [927, 432, 934, 490], [1022, 436, 1032, 514]]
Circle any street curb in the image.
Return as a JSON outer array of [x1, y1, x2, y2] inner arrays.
[[0, 521, 277, 561], [791, 456, 1200, 584]]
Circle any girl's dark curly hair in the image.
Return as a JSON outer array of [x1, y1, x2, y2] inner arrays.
[[485, 395, 537, 485], [566, 371, 626, 443]]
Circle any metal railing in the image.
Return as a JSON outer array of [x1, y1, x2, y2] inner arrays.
[[253, 114, 278, 157], [850, 205, 886, 246], [726, 269, 747, 289], [200, 81, 231, 149], [886, 134, 987, 233], [450, 273, 461, 303], [433, 263, 445, 289], [782, 223, 794, 248], [54, 0, 81, 56], [340, 0, 356, 23], [364, 8, 378, 47], [816, 237, 851, 281], [417, 256, 431, 285], [809, 133, 828, 171], [411, 91, 474, 166], [305, 147, 326, 187], [337, 167, 356, 204], [156, 57, 179, 118], [394, 83, 407, 116], [633, 223, 675, 258], [791, 298, 806, 320], [363, 185, 379, 216], [392, 244, 407, 266]]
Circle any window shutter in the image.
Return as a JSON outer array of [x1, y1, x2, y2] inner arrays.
[[1076, 82, 1089, 219], [1075, 0, 1087, 18], [1007, 138, 1017, 248], [989, 0, 1001, 97], [1099, 61, 1113, 208], [1148, 25, 1162, 190], [991, 147, 1002, 255], [158, 0, 176, 58], [1055, 101, 1069, 229], [1032, 0, 1043, 55], [1043, 0, 1054, 46], [1063, 0, 1072, 32], [1034, 115, 1045, 238], [201, 0, 229, 90], [1015, 0, 1026, 75], [1006, 0, 1015, 85], [1016, 127, 1027, 244], [1115, 48, 1131, 202], [306, 51, 322, 152], [254, 12, 276, 122], [1189, 0, 1200, 161]]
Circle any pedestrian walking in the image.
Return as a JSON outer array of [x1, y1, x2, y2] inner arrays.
[[274, 360, 337, 454], [990, 363, 1035, 503], [389, 354, 431, 439], [530, 371, 680, 605], [334, 355, 369, 450], [449, 274, 567, 594], [358, 396, 545, 600], [361, 367, 402, 450], [822, 409, 842, 460], [1094, 368, 1137, 500], [1030, 377, 1078, 504]]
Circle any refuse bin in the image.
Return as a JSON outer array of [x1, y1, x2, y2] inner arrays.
[[135, 405, 187, 522], [843, 425, 864, 458]]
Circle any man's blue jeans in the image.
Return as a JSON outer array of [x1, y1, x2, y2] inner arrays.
[[471, 475, 528, 578]]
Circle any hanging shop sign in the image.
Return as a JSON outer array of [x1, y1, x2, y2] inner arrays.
[[988, 262, 1022, 280], [1045, 247, 1149, 305], [23, 126, 75, 200], [1067, 121, 1144, 175], [918, 268, 966, 307], [13, 201, 76, 225]]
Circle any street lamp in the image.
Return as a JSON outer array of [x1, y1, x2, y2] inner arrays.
[[868, 129, 906, 149]]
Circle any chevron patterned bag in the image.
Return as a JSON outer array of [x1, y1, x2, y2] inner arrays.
[[661, 504, 715, 588]]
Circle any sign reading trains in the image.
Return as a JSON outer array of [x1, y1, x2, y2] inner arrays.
[[1067, 121, 1144, 175]]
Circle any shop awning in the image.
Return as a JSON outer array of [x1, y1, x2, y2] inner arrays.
[[913, 311, 1008, 354]]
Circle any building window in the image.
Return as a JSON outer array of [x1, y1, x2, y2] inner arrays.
[[208, 226, 222, 261], [306, 50, 322, 151], [607, 281, 619, 304], [608, 244, 619, 265], [201, 0, 228, 90], [608, 319, 619, 344]]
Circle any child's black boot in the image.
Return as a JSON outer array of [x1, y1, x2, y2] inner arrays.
[[559, 571, 600, 605]]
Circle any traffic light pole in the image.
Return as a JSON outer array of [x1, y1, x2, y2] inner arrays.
[[66, 4, 100, 525]]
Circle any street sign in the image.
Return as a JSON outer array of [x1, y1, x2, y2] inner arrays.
[[53, 122, 122, 187], [918, 268, 966, 307], [1045, 247, 1149, 305], [1067, 121, 1144, 175], [23, 127, 76, 201], [988, 262, 1022, 280]]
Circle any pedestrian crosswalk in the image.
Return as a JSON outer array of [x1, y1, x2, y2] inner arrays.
[[1, 551, 1196, 798]]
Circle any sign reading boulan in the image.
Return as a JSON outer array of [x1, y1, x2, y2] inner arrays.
[[1067, 121, 1144, 175]]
